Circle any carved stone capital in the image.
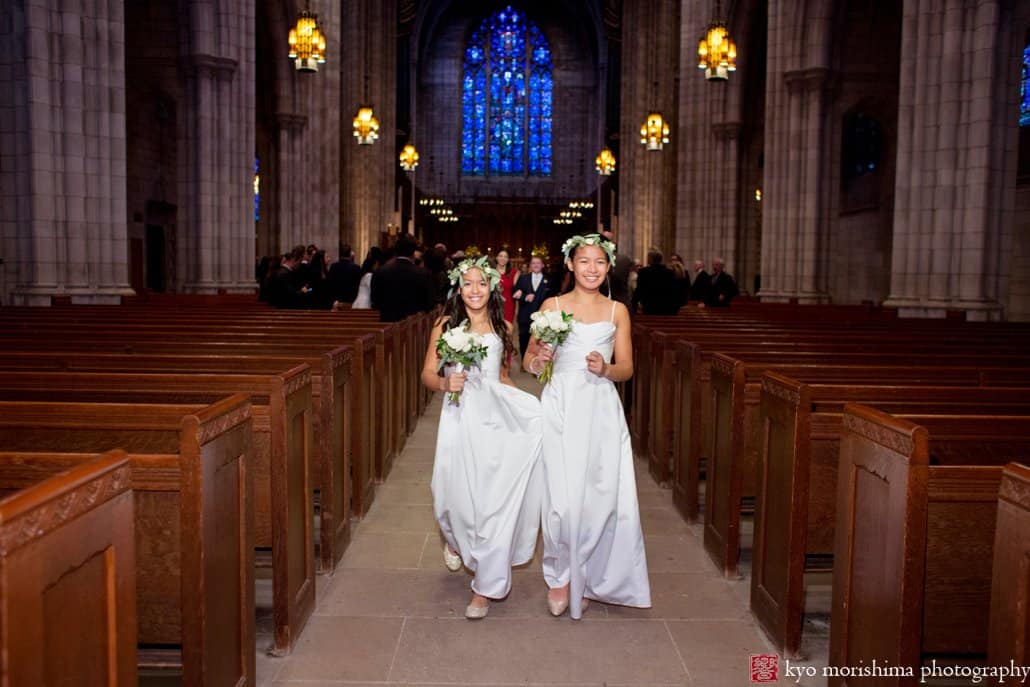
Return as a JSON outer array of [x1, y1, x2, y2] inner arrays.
[[276, 112, 309, 131], [784, 67, 831, 94], [181, 53, 239, 79], [711, 121, 742, 141]]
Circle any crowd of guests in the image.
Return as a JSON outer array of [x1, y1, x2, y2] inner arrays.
[[256, 233, 739, 324]]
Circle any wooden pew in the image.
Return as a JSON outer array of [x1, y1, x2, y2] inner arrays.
[[988, 462, 1030, 666], [751, 375, 1030, 657], [0, 396, 255, 685], [0, 318, 400, 485], [638, 324, 1030, 489], [0, 349, 360, 572], [702, 353, 1030, 577], [0, 334, 380, 521], [828, 405, 1030, 686], [0, 368, 314, 656], [0, 450, 137, 686]]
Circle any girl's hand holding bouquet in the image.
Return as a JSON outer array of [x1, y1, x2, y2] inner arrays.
[[435, 322, 489, 405], [528, 309, 574, 384]]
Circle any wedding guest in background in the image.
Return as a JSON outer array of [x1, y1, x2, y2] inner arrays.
[[704, 257, 740, 308], [328, 244, 362, 304], [493, 245, 517, 324], [690, 259, 711, 305], [512, 254, 551, 356], [631, 248, 681, 315], [371, 235, 436, 321]]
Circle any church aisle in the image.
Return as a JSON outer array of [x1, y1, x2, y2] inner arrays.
[[257, 370, 821, 687]]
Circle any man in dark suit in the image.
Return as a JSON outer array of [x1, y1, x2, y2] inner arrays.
[[704, 258, 739, 307], [689, 259, 711, 305], [328, 243, 361, 304], [370, 235, 435, 322], [631, 248, 681, 315], [268, 246, 311, 309], [600, 227, 632, 308], [513, 254, 551, 356]]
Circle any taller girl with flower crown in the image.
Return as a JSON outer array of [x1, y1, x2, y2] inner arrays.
[[421, 256, 543, 619], [523, 234, 651, 620]]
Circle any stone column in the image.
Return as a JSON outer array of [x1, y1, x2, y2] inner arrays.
[[885, 0, 1020, 320], [619, 0, 679, 262], [177, 0, 255, 294], [339, 0, 396, 262], [1, 0, 133, 305], [758, 0, 832, 304]]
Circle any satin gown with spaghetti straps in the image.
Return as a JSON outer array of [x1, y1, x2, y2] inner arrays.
[[539, 296, 652, 619], [431, 332, 544, 598]]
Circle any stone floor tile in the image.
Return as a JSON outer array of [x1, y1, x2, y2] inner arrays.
[[389, 618, 688, 684], [340, 531, 429, 570], [639, 507, 695, 536], [602, 572, 750, 621], [644, 534, 716, 574], [359, 503, 439, 534], [272, 616, 404, 682]]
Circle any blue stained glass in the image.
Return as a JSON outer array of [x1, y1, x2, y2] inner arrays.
[[461, 6, 552, 176], [1021, 44, 1030, 127]]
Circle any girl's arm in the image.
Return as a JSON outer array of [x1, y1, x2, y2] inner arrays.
[[600, 302, 634, 382], [521, 296, 560, 374], [421, 318, 466, 393], [499, 321, 518, 387]]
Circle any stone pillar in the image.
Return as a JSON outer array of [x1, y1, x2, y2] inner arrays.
[[619, 0, 679, 261], [177, 0, 255, 294], [0, 0, 133, 305], [339, 0, 396, 262], [758, 0, 832, 304], [885, 0, 1020, 320]]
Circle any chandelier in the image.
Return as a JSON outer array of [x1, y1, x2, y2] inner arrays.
[[595, 148, 616, 175], [697, 15, 737, 81], [353, 107, 380, 145], [287, 10, 326, 72], [640, 113, 670, 151], [399, 144, 419, 171]]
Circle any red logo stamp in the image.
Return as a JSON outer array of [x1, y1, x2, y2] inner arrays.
[[750, 654, 779, 683]]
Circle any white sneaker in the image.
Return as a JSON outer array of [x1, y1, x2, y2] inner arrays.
[[443, 544, 463, 572]]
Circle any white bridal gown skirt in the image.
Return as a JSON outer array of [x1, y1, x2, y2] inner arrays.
[[431, 362, 543, 599], [540, 321, 651, 619]]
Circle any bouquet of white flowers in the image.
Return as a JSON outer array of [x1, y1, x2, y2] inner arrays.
[[435, 322, 489, 405], [529, 309, 575, 384]]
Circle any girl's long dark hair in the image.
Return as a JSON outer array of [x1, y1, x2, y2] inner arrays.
[[442, 287, 516, 365]]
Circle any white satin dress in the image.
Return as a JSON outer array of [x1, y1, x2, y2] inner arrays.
[[431, 332, 544, 599], [540, 298, 652, 619]]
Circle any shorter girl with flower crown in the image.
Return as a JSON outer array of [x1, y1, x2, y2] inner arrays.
[[523, 233, 651, 620], [420, 256, 544, 619]]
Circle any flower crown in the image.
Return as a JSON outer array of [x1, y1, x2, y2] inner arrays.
[[561, 234, 617, 264], [447, 256, 501, 294]]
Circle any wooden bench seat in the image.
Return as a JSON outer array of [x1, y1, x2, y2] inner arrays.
[[633, 323, 1030, 484], [703, 354, 1030, 577], [0, 450, 137, 686], [988, 462, 1030, 666], [0, 367, 315, 656], [0, 395, 255, 684], [828, 405, 1030, 685], [750, 375, 1030, 656], [0, 320, 404, 483], [0, 347, 365, 569]]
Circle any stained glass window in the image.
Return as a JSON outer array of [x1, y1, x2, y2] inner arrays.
[[1021, 43, 1030, 127], [462, 6, 552, 176]]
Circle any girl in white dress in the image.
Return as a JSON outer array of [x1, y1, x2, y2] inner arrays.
[[523, 235, 651, 620], [421, 257, 543, 619]]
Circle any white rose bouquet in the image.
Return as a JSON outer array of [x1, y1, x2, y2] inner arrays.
[[435, 322, 489, 405], [529, 309, 575, 384]]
